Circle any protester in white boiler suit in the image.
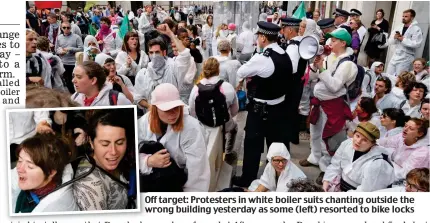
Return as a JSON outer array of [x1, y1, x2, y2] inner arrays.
[[189, 58, 239, 162], [377, 167, 429, 192], [139, 83, 210, 192], [134, 25, 191, 113], [299, 28, 357, 185], [214, 40, 242, 88], [361, 62, 396, 97], [9, 111, 52, 145], [323, 122, 395, 192], [236, 21, 255, 63], [385, 10, 423, 76], [248, 143, 306, 192]]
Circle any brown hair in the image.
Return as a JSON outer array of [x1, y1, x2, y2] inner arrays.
[[403, 9, 416, 18], [202, 58, 220, 79], [17, 134, 71, 185], [122, 31, 141, 52], [149, 105, 184, 134], [26, 85, 80, 108], [37, 36, 50, 52], [100, 16, 112, 26], [79, 61, 108, 90], [413, 58, 426, 67], [408, 118, 429, 140], [47, 13, 57, 19], [396, 71, 416, 88], [406, 168, 429, 192], [148, 38, 167, 51]]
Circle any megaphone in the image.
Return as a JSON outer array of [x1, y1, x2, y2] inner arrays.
[[298, 36, 331, 60]]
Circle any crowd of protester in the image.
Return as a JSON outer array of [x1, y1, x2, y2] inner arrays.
[[22, 2, 429, 200]]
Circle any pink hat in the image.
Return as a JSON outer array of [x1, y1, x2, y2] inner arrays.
[[228, 23, 236, 31], [151, 83, 185, 111]]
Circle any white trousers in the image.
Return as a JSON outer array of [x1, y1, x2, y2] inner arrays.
[[386, 54, 414, 76], [307, 106, 332, 172]]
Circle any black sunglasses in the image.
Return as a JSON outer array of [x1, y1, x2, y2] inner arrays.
[[62, 26, 71, 29], [377, 76, 388, 81]]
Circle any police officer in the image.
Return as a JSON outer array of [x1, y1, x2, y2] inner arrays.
[[317, 18, 336, 45], [233, 21, 293, 187], [333, 9, 350, 28], [281, 17, 308, 145], [350, 9, 367, 44]]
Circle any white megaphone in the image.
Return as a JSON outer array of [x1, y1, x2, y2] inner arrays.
[[298, 35, 330, 60]]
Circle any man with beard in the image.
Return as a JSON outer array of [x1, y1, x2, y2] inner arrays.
[[386, 9, 423, 76]]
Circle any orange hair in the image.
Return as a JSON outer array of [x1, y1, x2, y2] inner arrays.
[[149, 105, 184, 134]]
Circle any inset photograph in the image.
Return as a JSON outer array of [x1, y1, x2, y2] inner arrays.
[[7, 106, 139, 215]]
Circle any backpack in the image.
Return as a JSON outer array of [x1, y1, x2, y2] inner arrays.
[[195, 80, 230, 127], [333, 56, 366, 100], [399, 100, 407, 109], [139, 137, 187, 192], [108, 89, 119, 105], [73, 89, 119, 105]]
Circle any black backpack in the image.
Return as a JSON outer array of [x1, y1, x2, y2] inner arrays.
[[195, 80, 230, 127], [139, 140, 187, 192], [333, 56, 366, 100]]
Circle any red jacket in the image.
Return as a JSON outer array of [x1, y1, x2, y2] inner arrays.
[[310, 96, 353, 139]]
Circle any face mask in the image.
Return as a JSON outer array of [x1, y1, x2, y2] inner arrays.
[[100, 24, 110, 31], [228, 30, 234, 34], [356, 109, 369, 120], [149, 54, 166, 70]]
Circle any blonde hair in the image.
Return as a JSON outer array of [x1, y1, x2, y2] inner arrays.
[[351, 18, 362, 28], [26, 29, 39, 37], [202, 58, 220, 79], [396, 71, 416, 88], [75, 52, 84, 66], [215, 23, 227, 38]]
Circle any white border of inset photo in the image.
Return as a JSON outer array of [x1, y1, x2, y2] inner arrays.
[[6, 105, 140, 216]]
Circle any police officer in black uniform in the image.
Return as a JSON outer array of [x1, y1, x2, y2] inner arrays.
[[233, 21, 293, 187], [281, 17, 309, 145]]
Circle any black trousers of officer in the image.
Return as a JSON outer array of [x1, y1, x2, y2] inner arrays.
[[289, 74, 305, 144], [241, 100, 290, 185]]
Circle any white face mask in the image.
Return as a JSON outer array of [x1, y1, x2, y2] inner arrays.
[[228, 30, 234, 34], [149, 54, 166, 71]]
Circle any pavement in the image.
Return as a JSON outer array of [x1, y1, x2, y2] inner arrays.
[[230, 111, 321, 185]]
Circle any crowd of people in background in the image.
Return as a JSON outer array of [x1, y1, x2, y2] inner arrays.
[[23, 1, 429, 197]]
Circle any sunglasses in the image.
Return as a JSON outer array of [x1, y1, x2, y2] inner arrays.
[[62, 27, 71, 30], [377, 76, 388, 81]]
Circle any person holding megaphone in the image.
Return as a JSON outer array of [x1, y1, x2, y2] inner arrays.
[[298, 28, 358, 185]]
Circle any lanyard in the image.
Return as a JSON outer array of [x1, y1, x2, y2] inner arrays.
[[29, 192, 40, 205]]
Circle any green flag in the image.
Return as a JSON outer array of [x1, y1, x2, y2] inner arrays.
[[89, 23, 98, 36], [119, 15, 131, 40], [292, 1, 306, 19]]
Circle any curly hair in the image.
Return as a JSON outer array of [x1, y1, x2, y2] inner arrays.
[[287, 178, 324, 192], [396, 71, 416, 88], [406, 168, 429, 192]]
